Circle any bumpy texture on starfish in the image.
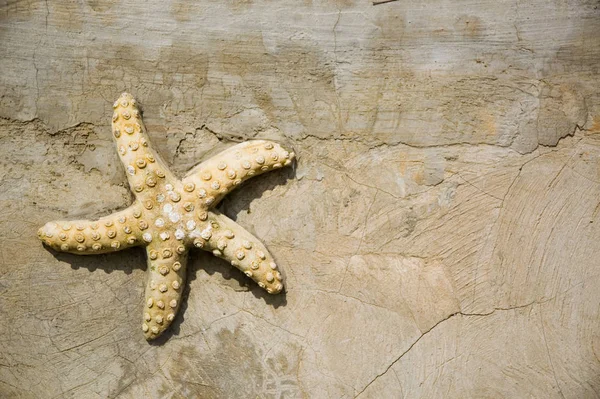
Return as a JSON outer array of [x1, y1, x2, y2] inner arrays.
[[38, 93, 295, 340]]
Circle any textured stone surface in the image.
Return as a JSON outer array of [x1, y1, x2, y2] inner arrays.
[[1, 1, 599, 398]]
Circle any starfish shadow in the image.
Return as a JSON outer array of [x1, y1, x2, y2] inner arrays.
[[149, 248, 289, 346], [218, 156, 297, 220], [50, 246, 144, 276], [188, 250, 288, 307]]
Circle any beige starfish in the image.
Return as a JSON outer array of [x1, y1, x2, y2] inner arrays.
[[38, 93, 295, 340]]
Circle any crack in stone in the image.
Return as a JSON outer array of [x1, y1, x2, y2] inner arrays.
[[539, 308, 566, 399], [353, 302, 539, 398], [337, 190, 378, 293]]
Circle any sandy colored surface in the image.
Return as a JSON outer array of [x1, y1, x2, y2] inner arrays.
[[1, 1, 599, 398]]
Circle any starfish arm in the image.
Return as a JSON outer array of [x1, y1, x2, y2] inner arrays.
[[142, 243, 188, 340], [182, 140, 295, 208], [37, 203, 146, 254], [195, 210, 284, 294], [111, 93, 178, 204]]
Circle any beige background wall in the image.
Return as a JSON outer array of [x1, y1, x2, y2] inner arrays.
[[1, 0, 599, 397]]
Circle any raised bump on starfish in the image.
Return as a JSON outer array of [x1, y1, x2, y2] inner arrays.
[[37, 92, 296, 340]]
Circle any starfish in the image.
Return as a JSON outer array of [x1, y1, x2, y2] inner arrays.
[[38, 93, 295, 340]]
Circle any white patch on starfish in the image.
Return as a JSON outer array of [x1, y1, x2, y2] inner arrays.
[[168, 212, 180, 223], [200, 225, 212, 240], [190, 228, 202, 238], [186, 220, 196, 231]]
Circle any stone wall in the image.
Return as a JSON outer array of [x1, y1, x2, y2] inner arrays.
[[1, 0, 599, 397]]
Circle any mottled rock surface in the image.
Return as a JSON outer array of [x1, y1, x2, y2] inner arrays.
[[1, 1, 599, 398]]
